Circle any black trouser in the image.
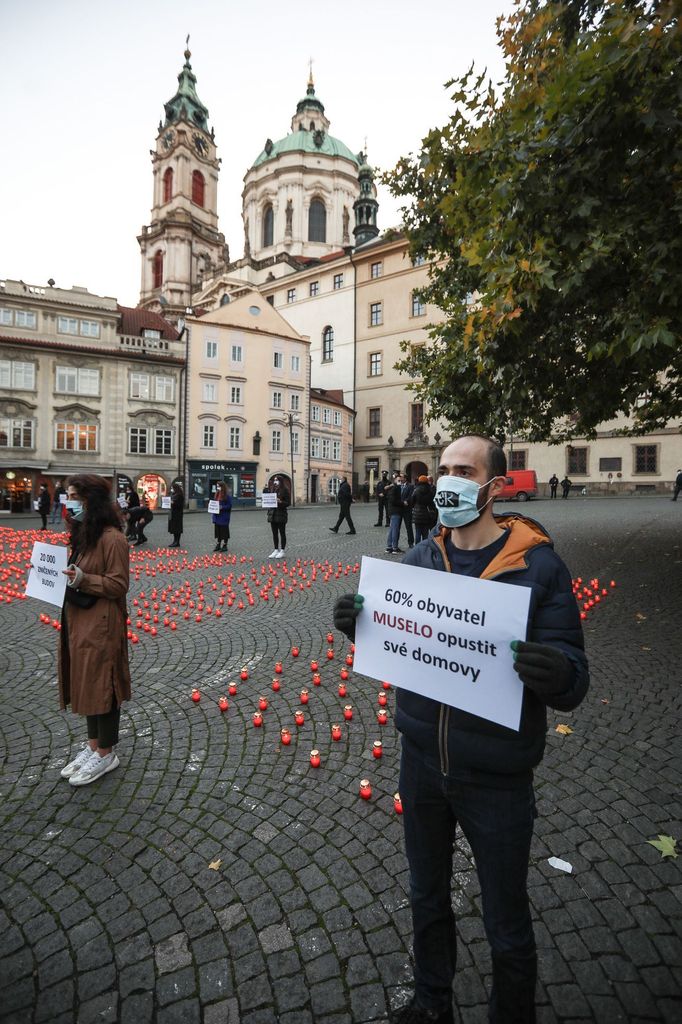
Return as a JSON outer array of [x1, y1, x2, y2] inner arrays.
[[40, 513, 48, 529], [271, 523, 286, 549], [550, 486, 557, 499], [375, 496, 387, 525], [414, 522, 430, 543], [332, 505, 355, 532], [86, 702, 120, 748], [402, 511, 415, 547], [214, 525, 230, 545]]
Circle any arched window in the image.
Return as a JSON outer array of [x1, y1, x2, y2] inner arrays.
[[322, 325, 334, 362], [192, 170, 205, 207], [262, 204, 273, 247], [163, 167, 173, 203], [152, 250, 163, 290], [308, 199, 326, 242]]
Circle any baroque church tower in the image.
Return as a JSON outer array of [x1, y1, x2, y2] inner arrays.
[[138, 45, 228, 319]]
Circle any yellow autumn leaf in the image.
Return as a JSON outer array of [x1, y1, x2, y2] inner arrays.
[[208, 859, 222, 871], [519, 259, 531, 272], [555, 724, 573, 735]]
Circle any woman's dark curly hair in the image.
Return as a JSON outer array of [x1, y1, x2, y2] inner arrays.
[[67, 474, 123, 552]]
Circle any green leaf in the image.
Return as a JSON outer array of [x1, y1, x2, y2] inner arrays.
[[646, 835, 678, 860]]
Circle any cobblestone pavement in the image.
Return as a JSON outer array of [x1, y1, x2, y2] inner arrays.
[[1, 497, 681, 1024]]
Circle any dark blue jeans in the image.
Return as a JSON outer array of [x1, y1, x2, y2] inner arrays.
[[399, 745, 537, 1022]]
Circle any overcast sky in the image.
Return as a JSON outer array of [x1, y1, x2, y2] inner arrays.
[[1, 0, 514, 307]]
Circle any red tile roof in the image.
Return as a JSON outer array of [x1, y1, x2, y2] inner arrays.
[[117, 305, 179, 340]]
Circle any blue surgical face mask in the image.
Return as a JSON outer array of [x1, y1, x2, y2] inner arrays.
[[435, 475, 496, 528], [65, 499, 84, 521]]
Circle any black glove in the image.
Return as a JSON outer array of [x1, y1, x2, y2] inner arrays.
[[511, 640, 573, 699], [333, 593, 364, 641]]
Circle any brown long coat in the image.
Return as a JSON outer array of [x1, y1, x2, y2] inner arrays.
[[58, 526, 132, 715]]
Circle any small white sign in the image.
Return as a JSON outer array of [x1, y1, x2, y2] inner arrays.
[[59, 494, 68, 505], [33, 501, 40, 511], [25, 542, 69, 608], [117, 496, 128, 509], [161, 496, 171, 509], [207, 499, 220, 514], [354, 556, 531, 731], [261, 492, 278, 508]]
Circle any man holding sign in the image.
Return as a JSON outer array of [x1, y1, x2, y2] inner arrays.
[[335, 435, 589, 1024]]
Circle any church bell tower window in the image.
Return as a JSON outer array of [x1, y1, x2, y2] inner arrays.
[[308, 199, 326, 243], [262, 204, 274, 248], [152, 250, 164, 290], [192, 170, 205, 207], [163, 168, 173, 203]]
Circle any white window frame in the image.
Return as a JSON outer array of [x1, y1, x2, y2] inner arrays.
[[311, 404, 320, 422], [310, 436, 320, 458], [79, 319, 100, 338], [56, 365, 100, 396], [333, 410, 342, 426], [55, 422, 98, 452], [290, 393, 300, 412], [322, 438, 331, 459], [272, 391, 283, 409], [322, 407, 332, 424], [291, 431, 300, 455], [231, 344, 243, 363], [202, 381, 217, 403], [230, 385, 242, 404], [129, 372, 150, 400], [332, 440, 341, 461], [14, 310, 37, 329], [370, 261, 383, 279], [202, 424, 216, 448], [333, 273, 343, 290], [205, 340, 218, 360], [291, 355, 301, 373], [155, 375, 174, 402], [273, 351, 284, 369], [154, 429, 173, 456], [0, 417, 34, 448], [229, 425, 241, 450], [128, 426, 148, 455], [0, 359, 35, 390], [271, 429, 282, 452], [57, 316, 79, 335]]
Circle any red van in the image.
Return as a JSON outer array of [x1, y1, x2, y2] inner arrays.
[[497, 470, 538, 502]]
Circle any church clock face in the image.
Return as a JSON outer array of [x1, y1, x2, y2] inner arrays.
[[193, 133, 208, 156], [162, 130, 175, 150]]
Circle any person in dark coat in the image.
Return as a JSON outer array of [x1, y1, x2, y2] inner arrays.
[[401, 475, 416, 548], [267, 477, 290, 558], [212, 482, 232, 552], [561, 475, 572, 499], [168, 483, 184, 547], [124, 485, 140, 539], [549, 474, 559, 499], [37, 483, 50, 530], [334, 434, 589, 1024], [132, 495, 153, 546], [409, 475, 436, 543], [385, 473, 406, 553], [330, 477, 356, 534], [672, 470, 682, 501], [51, 480, 66, 524], [375, 471, 390, 526]]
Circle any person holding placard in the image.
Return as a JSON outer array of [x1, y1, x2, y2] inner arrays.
[[168, 482, 184, 547], [334, 434, 589, 1024], [212, 481, 232, 552], [58, 474, 132, 787]]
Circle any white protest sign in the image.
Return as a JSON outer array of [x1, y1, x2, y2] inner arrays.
[[59, 494, 67, 505], [161, 496, 171, 509], [117, 496, 128, 509], [207, 499, 220, 514], [25, 542, 69, 608], [354, 556, 531, 731], [261, 492, 278, 508]]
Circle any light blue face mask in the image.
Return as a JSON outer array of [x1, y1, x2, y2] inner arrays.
[[434, 475, 496, 528], [65, 499, 84, 521]]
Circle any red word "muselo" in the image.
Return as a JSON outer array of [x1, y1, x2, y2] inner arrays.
[[373, 611, 433, 637]]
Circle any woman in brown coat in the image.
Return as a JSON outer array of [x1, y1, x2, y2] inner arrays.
[[59, 474, 132, 787]]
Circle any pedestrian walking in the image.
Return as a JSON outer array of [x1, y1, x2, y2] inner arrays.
[[386, 473, 405, 554], [267, 477, 290, 558], [334, 434, 589, 1024], [672, 469, 682, 501], [37, 483, 50, 530], [58, 474, 132, 787], [561, 475, 572, 499], [212, 482, 232, 552], [51, 480, 66, 524], [330, 477, 356, 534], [168, 483, 184, 547], [549, 473, 559, 499], [410, 475, 436, 543], [375, 471, 390, 526]]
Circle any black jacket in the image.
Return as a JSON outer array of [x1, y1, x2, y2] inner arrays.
[[409, 482, 436, 526], [395, 514, 589, 786], [337, 481, 352, 507], [386, 482, 405, 516], [38, 490, 50, 514], [168, 492, 184, 534]]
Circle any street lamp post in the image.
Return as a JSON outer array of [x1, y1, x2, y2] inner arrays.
[[283, 412, 301, 507]]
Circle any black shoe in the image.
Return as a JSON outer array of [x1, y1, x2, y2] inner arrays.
[[347, 531, 357, 535], [393, 547, 404, 553], [392, 998, 454, 1024], [135, 538, 147, 547], [385, 549, 393, 553], [329, 528, 338, 533], [221, 545, 228, 552], [374, 523, 383, 527], [213, 543, 221, 551]]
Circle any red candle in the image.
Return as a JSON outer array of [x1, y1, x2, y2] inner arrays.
[[228, 683, 237, 696], [258, 696, 268, 711], [310, 660, 319, 671], [272, 678, 281, 692], [294, 710, 305, 726], [326, 632, 334, 644], [218, 696, 229, 712], [338, 682, 347, 698], [331, 724, 342, 741], [340, 668, 349, 681], [343, 704, 353, 721], [191, 689, 201, 703], [274, 661, 283, 674], [280, 728, 291, 746], [326, 648, 334, 660], [345, 654, 354, 666], [394, 792, 403, 814], [300, 689, 309, 705], [377, 709, 388, 725], [382, 681, 392, 691], [378, 692, 388, 707], [253, 711, 263, 727], [312, 672, 322, 686], [372, 740, 383, 759], [240, 667, 249, 680], [310, 749, 321, 768], [291, 646, 300, 657], [359, 779, 372, 800]]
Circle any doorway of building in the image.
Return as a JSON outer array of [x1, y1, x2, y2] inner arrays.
[[405, 460, 428, 483], [310, 475, 318, 503]]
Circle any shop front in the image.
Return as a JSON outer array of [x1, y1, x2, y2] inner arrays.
[[0, 467, 37, 513], [188, 460, 258, 508]]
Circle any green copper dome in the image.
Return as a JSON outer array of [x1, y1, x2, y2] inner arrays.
[[164, 48, 209, 130], [252, 130, 360, 168]]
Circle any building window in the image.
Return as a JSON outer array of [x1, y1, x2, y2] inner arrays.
[[332, 440, 341, 461], [231, 344, 243, 362], [57, 316, 79, 335], [635, 445, 658, 474], [287, 288, 296, 304], [291, 355, 300, 372], [308, 199, 326, 242], [155, 376, 174, 402], [368, 407, 381, 437], [290, 393, 300, 412], [410, 403, 424, 433], [370, 261, 383, 279], [56, 366, 100, 396], [411, 292, 426, 317], [0, 309, 12, 325], [333, 273, 343, 290], [310, 436, 320, 457], [599, 457, 622, 473], [230, 385, 242, 404], [129, 372, 150, 400], [262, 204, 274, 247], [14, 310, 37, 329], [154, 429, 173, 456], [202, 381, 217, 402], [0, 418, 34, 448], [152, 250, 163, 290], [272, 391, 282, 409], [202, 424, 215, 448], [292, 432, 300, 455], [129, 427, 148, 454], [369, 352, 382, 377], [328, 476, 340, 498], [322, 325, 334, 362], [55, 422, 98, 452], [163, 167, 173, 203], [567, 447, 588, 475], [370, 302, 383, 327], [79, 320, 100, 337], [322, 407, 332, 424], [322, 438, 331, 459], [311, 404, 320, 422], [206, 340, 217, 360], [509, 450, 527, 471], [310, 281, 319, 297], [333, 410, 342, 426], [192, 170, 205, 207], [143, 328, 161, 339], [0, 359, 35, 390], [273, 351, 283, 369], [229, 426, 241, 449], [271, 429, 282, 452]]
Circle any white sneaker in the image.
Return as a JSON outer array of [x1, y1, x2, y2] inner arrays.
[[69, 751, 119, 787], [61, 744, 97, 779], [276, 550, 285, 558], [268, 549, 279, 558]]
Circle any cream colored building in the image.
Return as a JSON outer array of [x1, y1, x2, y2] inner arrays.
[[0, 278, 184, 513], [185, 292, 310, 506], [309, 388, 355, 503]]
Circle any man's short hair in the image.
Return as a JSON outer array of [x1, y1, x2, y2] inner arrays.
[[458, 434, 507, 478]]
